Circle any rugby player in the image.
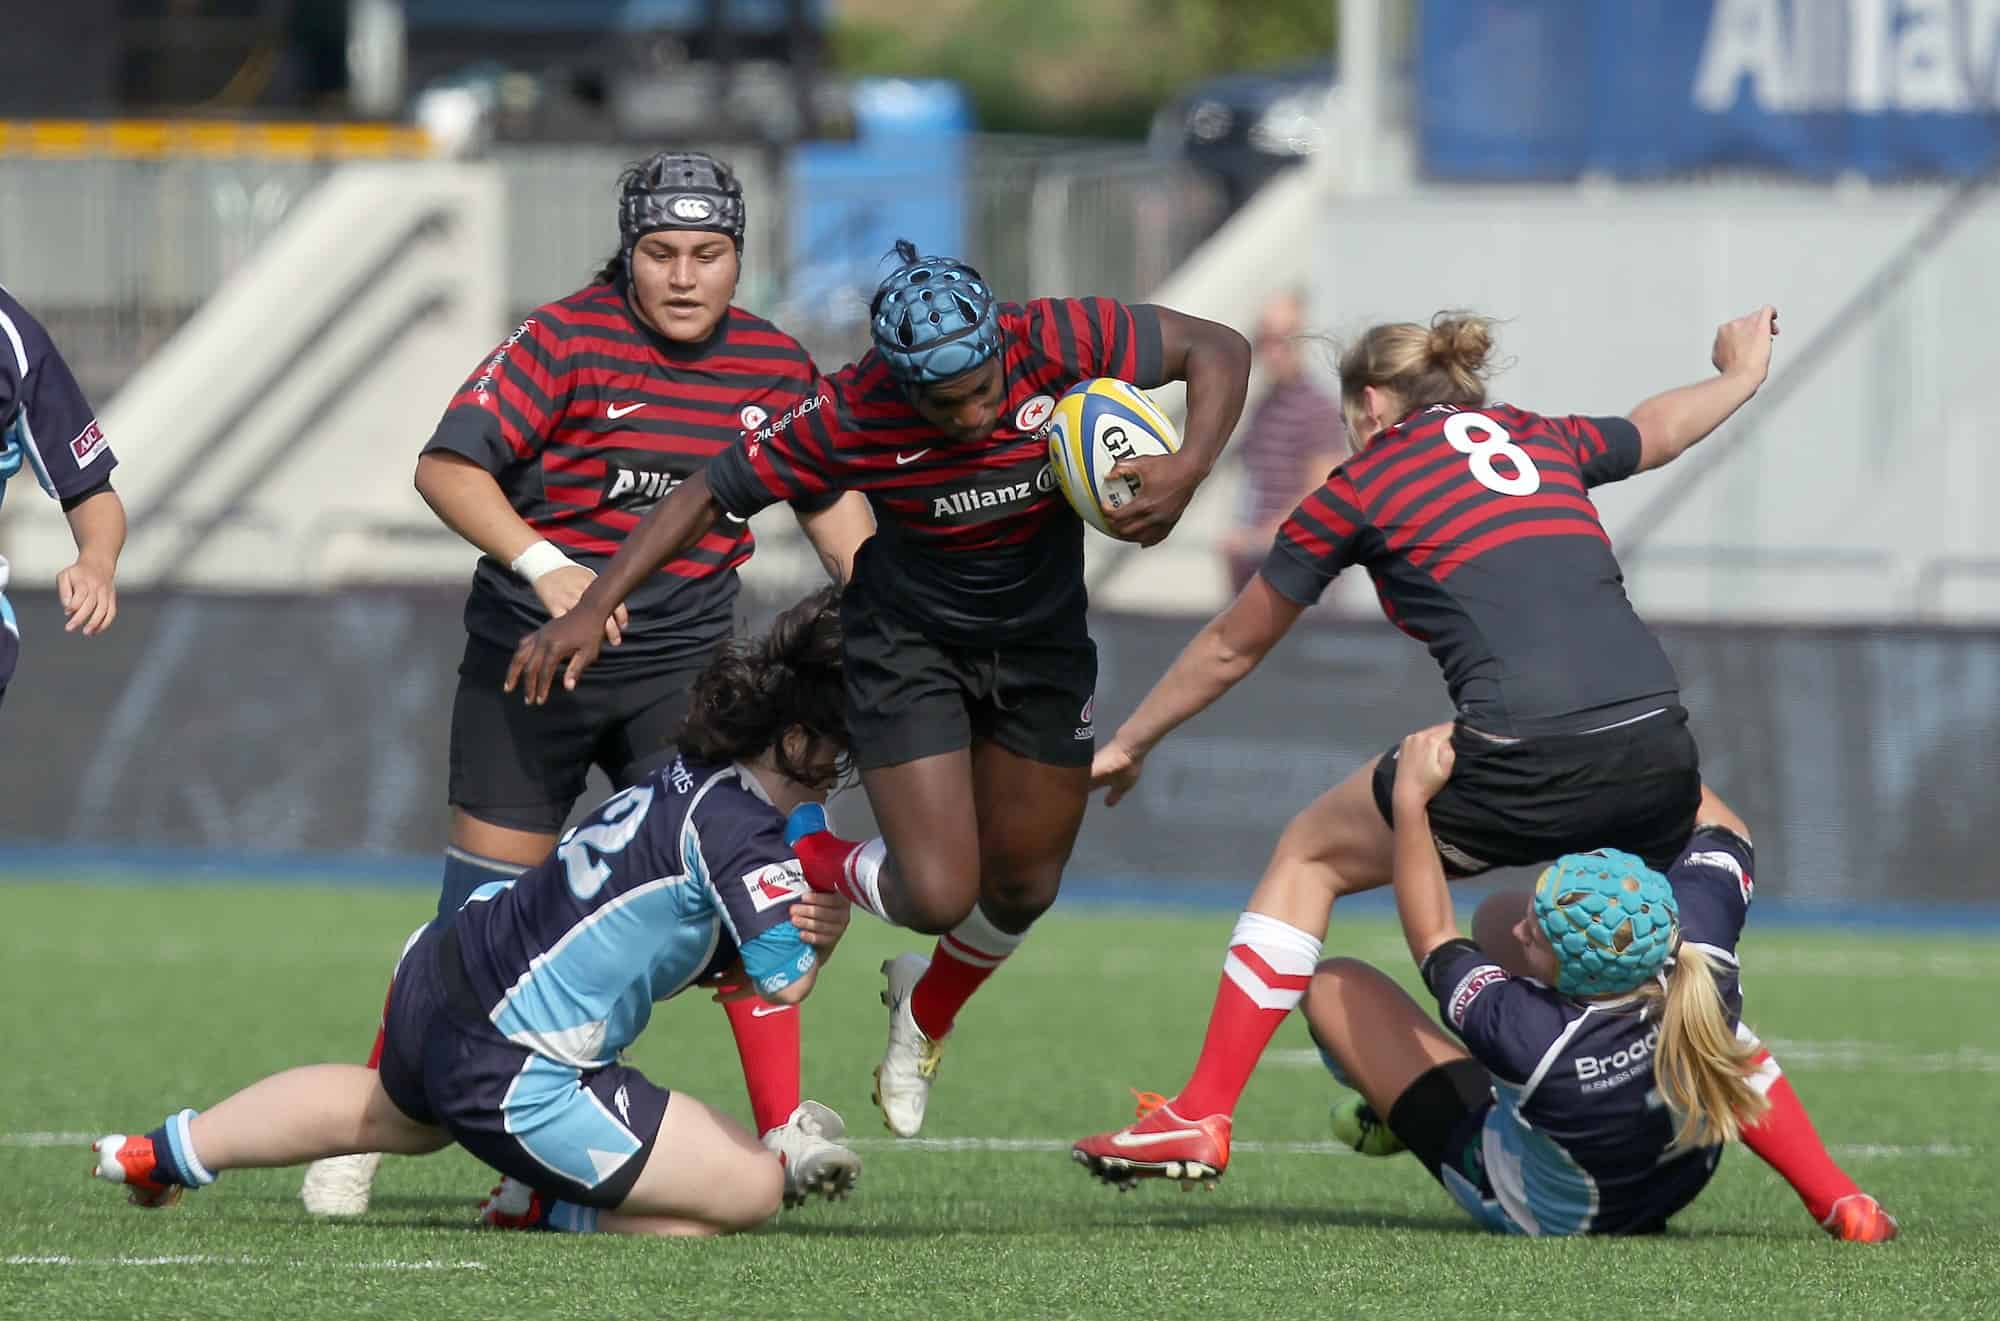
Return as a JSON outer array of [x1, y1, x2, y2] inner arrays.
[[508, 240, 1252, 1137], [300, 153, 872, 1214], [0, 286, 127, 704], [1073, 307, 1783, 1180], [1294, 727, 1897, 1240], [98, 590, 862, 1235]]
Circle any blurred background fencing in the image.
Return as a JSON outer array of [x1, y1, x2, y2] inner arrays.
[[2, 0, 1996, 908]]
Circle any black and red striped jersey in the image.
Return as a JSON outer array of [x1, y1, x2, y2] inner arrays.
[[423, 279, 835, 669], [1261, 402, 1680, 736], [706, 297, 1165, 646]]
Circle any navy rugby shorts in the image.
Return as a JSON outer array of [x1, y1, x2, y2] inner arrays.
[[377, 922, 673, 1209]]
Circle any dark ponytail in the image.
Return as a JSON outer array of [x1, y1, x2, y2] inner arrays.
[[678, 586, 849, 790]]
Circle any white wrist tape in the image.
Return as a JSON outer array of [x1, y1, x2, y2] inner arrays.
[[510, 539, 578, 584]]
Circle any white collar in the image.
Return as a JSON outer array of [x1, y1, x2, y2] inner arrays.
[[732, 760, 777, 808]]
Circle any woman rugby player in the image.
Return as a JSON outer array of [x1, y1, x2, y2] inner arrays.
[[1293, 727, 1896, 1240], [97, 591, 863, 1236], [508, 240, 1252, 1137], [301, 151, 873, 1214], [1073, 306, 1784, 1180]]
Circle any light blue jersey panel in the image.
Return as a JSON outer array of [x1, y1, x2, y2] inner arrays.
[[1480, 1083, 1598, 1236], [489, 873, 721, 1069]]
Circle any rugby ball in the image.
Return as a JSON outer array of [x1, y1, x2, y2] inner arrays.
[[1045, 378, 1182, 539]]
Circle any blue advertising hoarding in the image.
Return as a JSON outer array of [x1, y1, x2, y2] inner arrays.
[[1421, 0, 2000, 180]]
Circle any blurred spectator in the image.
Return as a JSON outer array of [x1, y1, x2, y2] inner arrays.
[[1220, 291, 1344, 593]]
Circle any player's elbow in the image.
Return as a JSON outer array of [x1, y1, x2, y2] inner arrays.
[[413, 452, 448, 506], [1207, 625, 1264, 681], [1191, 320, 1253, 385], [1628, 409, 1688, 473]]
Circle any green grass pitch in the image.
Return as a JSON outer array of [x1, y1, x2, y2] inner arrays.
[[3, 880, 1997, 1319]]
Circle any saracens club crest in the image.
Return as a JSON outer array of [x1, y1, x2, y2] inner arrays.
[[1016, 394, 1056, 434]]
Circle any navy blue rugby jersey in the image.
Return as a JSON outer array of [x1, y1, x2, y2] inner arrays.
[[0, 285, 117, 510], [1262, 403, 1678, 736], [449, 756, 817, 1069], [705, 297, 1165, 646], [423, 278, 836, 670], [1422, 826, 1755, 1235]]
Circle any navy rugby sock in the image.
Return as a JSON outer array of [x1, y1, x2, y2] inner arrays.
[[145, 1109, 216, 1188]]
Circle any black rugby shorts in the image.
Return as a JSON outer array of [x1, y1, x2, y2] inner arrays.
[[448, 636, 714, 834], [839, 593, 1098, 771], [1370, 705, 1701, 877]]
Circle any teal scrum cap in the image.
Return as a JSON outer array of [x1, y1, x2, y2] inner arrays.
[[1533, 849, 1680, 996]]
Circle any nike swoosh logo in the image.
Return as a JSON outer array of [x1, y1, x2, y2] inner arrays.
[[749, 1004, 794, 1018], [1107, 1128, 1206, 1149], [606, 402, 645, 419], [895, 449, 931, 465]]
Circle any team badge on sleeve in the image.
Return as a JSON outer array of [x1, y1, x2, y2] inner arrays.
[[1685, 849, 1753, 906], [742, 859, 807, 912], [1447, 964, 1508, 1028], [70, 420, 108, 467]]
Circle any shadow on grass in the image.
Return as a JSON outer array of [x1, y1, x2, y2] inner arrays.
[[780, 1204, 1483, 1238]]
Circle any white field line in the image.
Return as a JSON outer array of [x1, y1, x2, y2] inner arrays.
[[1268, 1041, 2000, 1074], [1759, 1039, 2000, 1073], [840, 1136, 1967, 1159], [3, 1255, 485, 1271], [12, 1129, 1964, 1161]]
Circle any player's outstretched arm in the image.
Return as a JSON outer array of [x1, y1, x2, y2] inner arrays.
[[1093, 575, 1302, 804], [1103, 307, 1251, 546], [1389, 725, 1459, 967], [506, 471, 724, 703], [1627, 306, 1778, 472]]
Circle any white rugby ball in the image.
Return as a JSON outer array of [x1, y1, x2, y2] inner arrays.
[[1045, 378, 1182, 540]]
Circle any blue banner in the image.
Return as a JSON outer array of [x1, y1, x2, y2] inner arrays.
[[1420, 0, 2000, 180]]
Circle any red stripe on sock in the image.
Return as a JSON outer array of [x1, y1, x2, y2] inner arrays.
[[1171, 958, 1300, 1120], [939, 932, 1001, 966], [1230, 943, 1312, 993], [909, 938, 1010, 1040]]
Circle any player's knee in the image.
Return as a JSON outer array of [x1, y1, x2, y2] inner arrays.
[[1262, 844, 1347, 903], [977, 859, 1062, 928], [890, 854, 980, 934], [722, 1152, 786, 1231], [1305, 956, 1370, 1009]]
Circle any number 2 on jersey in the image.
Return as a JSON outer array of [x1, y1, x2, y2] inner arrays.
[[1445, 412, 1540, 496], [557, 783, 655, 900]]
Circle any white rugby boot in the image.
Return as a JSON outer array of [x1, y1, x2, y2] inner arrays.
[[762, 1100, 862, 1207], [300, 1152, 382, 1216], [873, 953, 946, 1138]]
